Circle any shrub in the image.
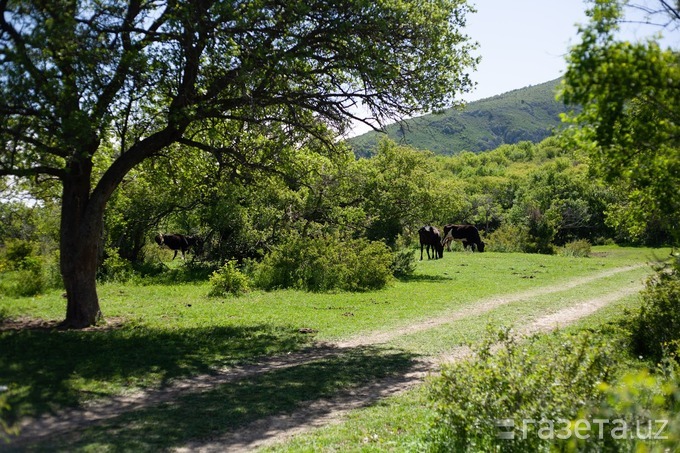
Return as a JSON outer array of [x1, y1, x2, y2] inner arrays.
[[557, 239, 592, 257], [2, 239, 36, 270], [486, 224, 528, 253], [573, 365, 680, 452], [427, 328, 618, 452], [627, 257, 680, 363], [252, 233, 393, 292], [208, 261, 250, 297], [391, 247, 417, 278], [0, 240, 47, 297], [99, 247, 134, 283]]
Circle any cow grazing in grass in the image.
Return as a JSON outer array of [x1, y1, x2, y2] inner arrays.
[[441, 224, 485, 252], [154, 233, 198, 260], [419, 225, 444, 260]]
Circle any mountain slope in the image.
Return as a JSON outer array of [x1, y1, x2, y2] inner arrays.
[[349, 78, 568, 157]]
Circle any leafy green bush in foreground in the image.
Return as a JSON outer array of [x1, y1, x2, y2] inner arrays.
[[208, 260, 250, 297], [427, 328, 616, 452], [627, 256, 680, 363], [427, 327, 680, 452]]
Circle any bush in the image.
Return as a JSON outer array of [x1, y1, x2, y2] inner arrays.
[[574, 365, 680, 452], [0, 239, 47, 297], [627, 257, 680, 363], [252, 233, 393, 292], [557, 239, 592, 257], [208, 261, 250, 297], [391, 247, 417, 278], [427, 328, 618, 452], [2, 239, 36, 270], [486, 224, 528, 252], [99, 247, 134, 283]]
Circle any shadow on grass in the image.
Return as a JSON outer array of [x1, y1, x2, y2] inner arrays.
[[22, 346, 419, 452], [397, 274, 454, 283], [0, 324, 314, 422]]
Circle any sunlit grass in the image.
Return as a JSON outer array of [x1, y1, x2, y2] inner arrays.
[[0, 245, 668, 449]]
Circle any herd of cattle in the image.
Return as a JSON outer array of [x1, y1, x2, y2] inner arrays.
[[154, 225, 484, 262], [418, 224, 485, 260]]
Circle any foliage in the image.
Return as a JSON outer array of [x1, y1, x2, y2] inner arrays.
[[252, 233, 393, 292], [391, 248, 417, 279], [557, 239, 592, 257], [0, 0, 479, 328], [572, 365, 680, 452], [1, 239, 37, 271], [0, 239, 46, 297], [561, 0, 680, 244], [485, 224, 529, 253], [208, 261, 250, 297], [627, 256, 680, 362], [427, 328, 618, 452], [359, 139, 441, 244], [98, 247, 135, 283]]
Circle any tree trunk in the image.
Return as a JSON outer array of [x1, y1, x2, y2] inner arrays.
[[59, 161, 103, 329]]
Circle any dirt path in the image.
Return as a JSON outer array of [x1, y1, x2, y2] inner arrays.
[[179, 274, 645, 452], [9, 265, 646, 450]]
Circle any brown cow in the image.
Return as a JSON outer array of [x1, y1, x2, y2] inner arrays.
[[441, 224, 485, 252]]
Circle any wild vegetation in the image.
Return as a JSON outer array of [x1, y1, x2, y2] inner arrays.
[[350, 77, 569, 157], [1, 0, 679, 450]]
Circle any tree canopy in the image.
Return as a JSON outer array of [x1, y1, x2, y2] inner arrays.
[[560, 0, 680, 243], [0, 0, 479, 327]]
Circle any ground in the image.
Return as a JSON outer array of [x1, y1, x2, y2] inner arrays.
[[6, 264, 645, 451]]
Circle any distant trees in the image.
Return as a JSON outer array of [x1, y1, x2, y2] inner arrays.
[[0, 0, 478, 327]]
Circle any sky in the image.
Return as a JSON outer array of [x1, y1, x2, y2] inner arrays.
[[461, 1, 588, 102], [348, 0, 679, 136]]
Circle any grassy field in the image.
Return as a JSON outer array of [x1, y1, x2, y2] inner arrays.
[[0, 245, 669, 450]]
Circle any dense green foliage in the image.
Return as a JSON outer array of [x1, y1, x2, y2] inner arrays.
[[627, 256, 680, 362], [208, 261, 251, 297], [428, 328, 618, 452], [252, 233, 394, 292], [561, 0, 680, 244], [350, 78, 568, 157], [0, 0, 479, 327], [427, 326, 680, 452], [4, 134, 671, 300]]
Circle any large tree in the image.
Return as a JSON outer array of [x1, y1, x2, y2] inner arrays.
[[0, 0, 478, 327], [560, 0, 680, 243]]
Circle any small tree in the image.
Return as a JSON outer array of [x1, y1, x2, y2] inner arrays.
[[561, 0, 680, 244]]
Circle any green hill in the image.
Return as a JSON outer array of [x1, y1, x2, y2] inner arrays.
[[349, 78, 568, 157]]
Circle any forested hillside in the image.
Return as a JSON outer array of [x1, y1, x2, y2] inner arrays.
[[349, 78, 568, 157]]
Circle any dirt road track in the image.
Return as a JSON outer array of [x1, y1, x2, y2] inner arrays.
[[9, 265, 645, 450]]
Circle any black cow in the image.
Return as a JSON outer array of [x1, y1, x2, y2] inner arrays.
[[419, 225, 444, 260], [441, 224, 485, 252], [154, 233, 198, 260]]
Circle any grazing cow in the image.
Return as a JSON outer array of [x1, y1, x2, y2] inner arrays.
[[441, 224, 485, 252], [154, 233, 198, 260], [419, 225, 444, 260]]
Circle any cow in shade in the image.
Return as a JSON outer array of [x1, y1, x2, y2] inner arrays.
[[154, 233, 199, 260]]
